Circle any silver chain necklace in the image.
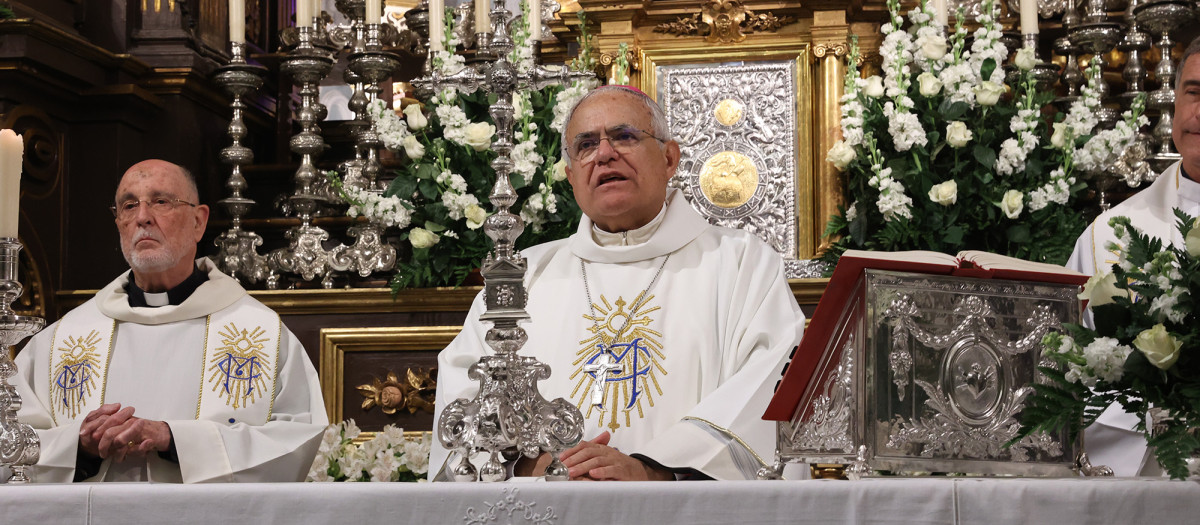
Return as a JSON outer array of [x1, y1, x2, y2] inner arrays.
[[578, 254, 671, 406]]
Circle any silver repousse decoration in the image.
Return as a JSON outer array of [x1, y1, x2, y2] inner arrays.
[[0, 239, 43, 484], [328, 222, 397, 276], [659, 62, 800, 276], [771, 270, 1090, 477], [419, 0, 593, 482]]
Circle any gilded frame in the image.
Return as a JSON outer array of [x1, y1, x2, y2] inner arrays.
[[318, 326, 461, 438], [639, 42, 816, 260]]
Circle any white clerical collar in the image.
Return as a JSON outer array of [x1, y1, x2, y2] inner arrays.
[[1177, 165, 1200, 205], [143, 292, 170, 307], [590, 200, 669, 247], [95, 257, 248, 325], [570, 188, 711, 264]]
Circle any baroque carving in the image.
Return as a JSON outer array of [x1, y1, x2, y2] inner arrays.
[[794, 336, 855, 452], [358, 368, 437, 415], [813, 42, 849, 58], [653, 0, 796, 44]]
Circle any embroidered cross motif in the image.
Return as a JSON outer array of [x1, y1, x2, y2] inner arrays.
[[571, 294, 665, 431], [207, 323, 271, 409], [582, 351, 621, 406], [52, 331, 104, 420]]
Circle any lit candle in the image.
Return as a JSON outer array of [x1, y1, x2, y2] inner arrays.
[[365, 0, 381, 24], [229, 0, 245, 43], [297, 0, 312, 28], [0, 129, 23, 239], [429, 0, 444, 51], [475, 0, 489, 33], [528, 0, 541, 41], [933, 0, 948, 27], [1020, 0, 1038, 34]]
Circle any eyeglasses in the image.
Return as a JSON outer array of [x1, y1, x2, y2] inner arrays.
[[567, 126, 666, 162], [110, 198, 198, 221]]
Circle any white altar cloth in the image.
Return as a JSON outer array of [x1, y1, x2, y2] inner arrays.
[[2, 478, 1197, 524]]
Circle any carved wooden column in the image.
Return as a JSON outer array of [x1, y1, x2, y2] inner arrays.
[[575, 0, 641, 85], [811, 11, 850, 256]]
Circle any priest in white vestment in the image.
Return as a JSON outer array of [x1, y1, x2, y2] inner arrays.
[[12, 160, 328, 483], [1066, 37, 1200, 477], [431, 86, 806, 481]]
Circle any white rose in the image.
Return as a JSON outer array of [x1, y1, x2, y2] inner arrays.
[[462, 122, 496, 151], [1133, 324, 1183, 370], [918, 34, 948, 61], [409, 227, 440, 249], [464, 204, 487, 230], [401, 134, 425, 160], [402, 103, 428, 130], [1050, 122, 1070, 149], [863, 75, 885, 98], [975, 81, 1005, 106], [999, 189, 1024, 219], [917, 72, 943, 97], [551, 159, 568, 182], [1188, 219, 1200, 257], [826, 140, 857, 171], [946, 121, 973, 148], [1078, 271, 1127, 307], [928, 180, 958, 206], [1014, 47, 1037, 71]]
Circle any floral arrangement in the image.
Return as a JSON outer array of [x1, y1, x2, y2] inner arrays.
[[1016, 211, 1200, 480], [307, 420, 431, 482], [822, 0, 1145, 266], [330, 9, 599, 290]]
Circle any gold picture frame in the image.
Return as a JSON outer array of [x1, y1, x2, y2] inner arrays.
[[318, 326, 461, 437], [638, 42, 817, 263]]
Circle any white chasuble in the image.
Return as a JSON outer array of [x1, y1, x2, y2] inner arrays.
[[432, 189, 806, 480], [1066, 161, 1200, 477], [15, 258, 327, 483]]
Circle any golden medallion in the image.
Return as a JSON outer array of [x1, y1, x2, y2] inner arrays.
[[713, 99, 744, 126], [699, 151, 759, 209]]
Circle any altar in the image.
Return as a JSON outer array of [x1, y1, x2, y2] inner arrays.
[[4, 478, 1199, 524]]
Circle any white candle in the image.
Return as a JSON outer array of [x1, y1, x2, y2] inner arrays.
[[229, 0, 245, 43], [429, 0, 444, 51], [0, 129, 23, 239], [528, 0, 541, 41], [297, 0, 312, 28], [475, 0, 489, 33], [365, 0, 381, 24], [1020, 0, 1038, 34], [933, 0, 947, 27]]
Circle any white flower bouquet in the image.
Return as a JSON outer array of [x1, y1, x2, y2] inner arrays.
[[307, 419, 431, 482], [1017, 211, 1200, 480], [822, 0, 1146, 266], [329, 9, 599, 289]]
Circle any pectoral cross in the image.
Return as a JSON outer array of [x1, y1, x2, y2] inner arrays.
[[583, 351, 621, 407]]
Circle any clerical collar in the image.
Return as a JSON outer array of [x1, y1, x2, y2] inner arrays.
[[591, 201, 669, 247], [123, 266, 209, 308]]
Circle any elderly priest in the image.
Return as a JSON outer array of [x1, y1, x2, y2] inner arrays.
[[12, 159, 328, 483], [431, 86, 806, 481], [1066, 35, 1200, 476]]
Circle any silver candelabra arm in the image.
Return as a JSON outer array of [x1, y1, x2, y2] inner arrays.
[[0, 238, 44, 484]]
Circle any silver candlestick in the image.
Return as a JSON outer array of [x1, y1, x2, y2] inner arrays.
[[422, 0, 594, 482], [1116, 0, 1153, 109], [212, 42, 270, 285], [1021, 34, 1062, 91], [270, 27, 336, 289], [1068, 0, 1122, 128], [1135, 0, 1195, 172], [0, 239, 43, 484], [348, 24, 400, 189]]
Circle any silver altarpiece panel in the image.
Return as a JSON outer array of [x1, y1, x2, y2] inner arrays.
[[779, 270, 1082, 476], [658, 61, 805, 276]]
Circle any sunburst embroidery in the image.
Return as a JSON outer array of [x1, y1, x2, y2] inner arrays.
[[207, 323, 271, 409], [52, 330, 104, 420]]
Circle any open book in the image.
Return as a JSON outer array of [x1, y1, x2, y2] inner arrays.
[[761, 249, 1088, 422]]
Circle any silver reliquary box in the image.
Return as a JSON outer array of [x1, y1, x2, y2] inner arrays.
[[765, 268, 1084, 477]]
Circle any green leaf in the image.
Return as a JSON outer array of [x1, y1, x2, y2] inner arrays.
[[973, 145, 996, 170], [414, 163, 440, 180], [424, 221, 447, 233], [417, 179, 439, 199], [980, 58, 997, 84], [387, 176, 418, 200]]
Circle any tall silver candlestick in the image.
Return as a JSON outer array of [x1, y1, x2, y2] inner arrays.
[[0, 239, 43, 484], [421, 0, 594, 482], [213, 41, 270, 285], [1134, 0, 1195, 172]]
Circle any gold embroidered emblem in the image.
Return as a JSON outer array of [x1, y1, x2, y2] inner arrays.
[[207, 323, 272, 409], [570, 294, 666, 432], [52, 331, 105, 420]]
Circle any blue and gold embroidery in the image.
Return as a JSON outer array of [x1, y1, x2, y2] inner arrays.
[[206, 323, 272, 409], [570, 294, 665, 432], [51, 331, 104, 420]]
